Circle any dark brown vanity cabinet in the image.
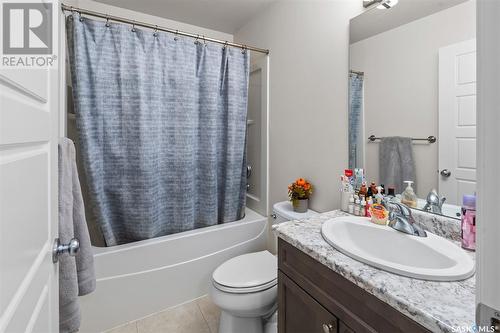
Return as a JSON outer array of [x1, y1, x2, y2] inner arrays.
[[277, 239, 431, 333]]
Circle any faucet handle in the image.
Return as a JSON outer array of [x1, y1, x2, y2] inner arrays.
[[387, 202, 412, 217]]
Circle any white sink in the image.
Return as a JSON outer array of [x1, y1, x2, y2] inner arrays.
[[321, 216, 475, 281]]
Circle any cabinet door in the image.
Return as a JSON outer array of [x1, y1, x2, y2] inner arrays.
[[279, 271, 338, 333], [339, 321, 355, 333]]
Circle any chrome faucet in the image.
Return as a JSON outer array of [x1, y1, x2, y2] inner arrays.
[[422, 189, 446, 215], [385, 201, 427, 237]]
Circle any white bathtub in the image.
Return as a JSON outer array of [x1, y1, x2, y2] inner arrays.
[[79, 208, 268, 332]]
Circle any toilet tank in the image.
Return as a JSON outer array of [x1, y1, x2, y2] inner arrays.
[[272, 201, 318, 223], [270, 201, 318, 252]]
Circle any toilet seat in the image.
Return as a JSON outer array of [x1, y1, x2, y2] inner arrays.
[[212, 251, 277, 294], [213, 278, 277, 294]]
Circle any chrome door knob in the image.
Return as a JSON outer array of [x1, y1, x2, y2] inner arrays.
[[322, 323, 335, 333], [440, 169, 452, 177], [52, 238, 80, 263]]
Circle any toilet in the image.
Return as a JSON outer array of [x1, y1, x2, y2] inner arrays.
[[210, 201, 318, 333]]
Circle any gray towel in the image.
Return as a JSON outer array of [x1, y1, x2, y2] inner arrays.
[[59, 138, 96, 333], [379, 136, 416, 194]]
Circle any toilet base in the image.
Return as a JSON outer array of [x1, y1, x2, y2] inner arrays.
[[219, 311, 263, 333]]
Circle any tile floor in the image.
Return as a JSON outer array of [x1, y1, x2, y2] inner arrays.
[[104, 296, 220, 333]]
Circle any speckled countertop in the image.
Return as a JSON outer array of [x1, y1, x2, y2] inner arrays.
[[273, 210, 475, 333]]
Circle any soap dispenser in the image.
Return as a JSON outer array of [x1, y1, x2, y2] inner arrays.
[[401, 181, 417, 208]]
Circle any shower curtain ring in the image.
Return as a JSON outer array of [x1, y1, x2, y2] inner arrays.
[[153, 25, 158, 37], [105, 16, 110, 27], [223, 41, 228, 50], [68, 6, 74, 19], [78, 11, 83, 22], [202, 35, 207, 46], [194, 35, 199, 44], [241, 45, 247, 54], [131, 21, 136, 32], [174, 30, 178, 41]]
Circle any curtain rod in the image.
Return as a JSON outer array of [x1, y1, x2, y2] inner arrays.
[[61, 3, 270, 55]]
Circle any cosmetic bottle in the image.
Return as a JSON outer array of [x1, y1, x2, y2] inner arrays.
[[359, 182, 368, 198], [354, 198, 361, 216], [387, 186, 395, 198], [375, 186, 384, 203], [366, 197, 373, 217], [461, 194, 476, 251], [366, 186, 373, 199], [348, 195, 355, 214], [380, 184, 386, 195], [361, 198, 367, 217]]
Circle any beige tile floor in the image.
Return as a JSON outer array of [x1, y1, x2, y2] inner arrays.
[[103, 296, 221, 333]]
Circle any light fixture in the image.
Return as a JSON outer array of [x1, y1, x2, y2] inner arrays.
[[377, 0, 399, 9], [362, 0, 399, 9]]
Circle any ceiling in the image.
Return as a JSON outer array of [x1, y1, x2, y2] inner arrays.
[[350, 0, 471, 44], [93, 0, 275, 34]]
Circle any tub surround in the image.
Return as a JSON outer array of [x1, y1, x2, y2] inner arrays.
[[273, 210, 475, 333]]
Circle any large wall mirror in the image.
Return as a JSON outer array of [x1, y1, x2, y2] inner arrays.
[[349, 0, 476, 219]]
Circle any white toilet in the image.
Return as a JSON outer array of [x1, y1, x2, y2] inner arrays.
[[210, 201, 318, 333]]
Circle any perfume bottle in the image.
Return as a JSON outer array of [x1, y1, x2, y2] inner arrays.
[[461, 194, 476, 251]]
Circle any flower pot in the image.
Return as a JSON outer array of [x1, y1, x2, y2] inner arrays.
[[293, 199, 309, 213]]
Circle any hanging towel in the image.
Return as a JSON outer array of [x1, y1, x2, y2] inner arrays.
[[379, 136, 416, 195], [58, 137, 96, 333]]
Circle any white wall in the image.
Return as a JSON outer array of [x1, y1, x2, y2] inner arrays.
[[64, 0, 233, 42], [350, 0, 475, 197], [235, 0, 363, 214]]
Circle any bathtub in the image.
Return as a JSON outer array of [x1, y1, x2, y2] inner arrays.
[[79, 208, 268, 332]]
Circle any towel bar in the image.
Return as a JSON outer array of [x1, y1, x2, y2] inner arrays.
[[368, 135, 436, 144]]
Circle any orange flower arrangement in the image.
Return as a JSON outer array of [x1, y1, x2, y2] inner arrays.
[[288, 178, 313, 205]]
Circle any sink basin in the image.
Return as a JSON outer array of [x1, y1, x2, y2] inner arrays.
[[321, 216, 475, 281]]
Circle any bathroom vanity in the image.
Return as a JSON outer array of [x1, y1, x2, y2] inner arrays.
[[274, 210, 475, 333], [278, 239, 429, 333]]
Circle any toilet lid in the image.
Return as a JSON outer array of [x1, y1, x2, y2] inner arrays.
[[212, 251, 277, 290]]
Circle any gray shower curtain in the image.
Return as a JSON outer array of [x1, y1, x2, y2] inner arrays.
[[67, 14, 249, 246], [349, 73, 364, 169]]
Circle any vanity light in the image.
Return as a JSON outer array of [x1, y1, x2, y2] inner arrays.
[[377, 0, 399, 9], [362, 0, 399, 9]]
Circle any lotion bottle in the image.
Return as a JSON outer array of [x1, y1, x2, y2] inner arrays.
[[401, 181, 417, 208]]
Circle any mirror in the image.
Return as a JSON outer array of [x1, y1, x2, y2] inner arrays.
[[349, 0, 476, 219]]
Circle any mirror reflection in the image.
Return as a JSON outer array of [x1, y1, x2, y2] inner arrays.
[[349, 0, 476, 219]]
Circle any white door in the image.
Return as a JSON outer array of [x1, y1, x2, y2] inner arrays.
[[438, 39, 476, 205], [0, 3, 60, 332], [245, 53, 269, 216]]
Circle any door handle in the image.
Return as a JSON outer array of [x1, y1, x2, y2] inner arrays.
[[322, 323, 336, 333], [440, 169, 452, 178], [52, 238, 80, 263]]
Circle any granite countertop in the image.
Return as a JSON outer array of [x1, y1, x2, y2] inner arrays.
[[273, 210, 475, 333]]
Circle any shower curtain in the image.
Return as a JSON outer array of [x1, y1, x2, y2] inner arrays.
[[349, 73, 364, 169], [67, 14, 250, 246]]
